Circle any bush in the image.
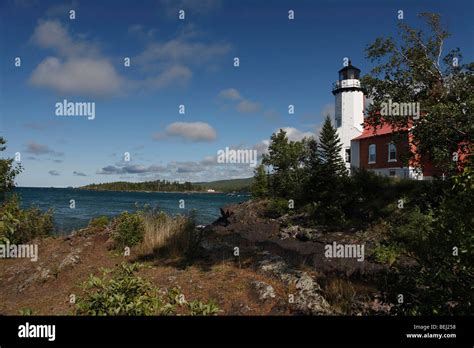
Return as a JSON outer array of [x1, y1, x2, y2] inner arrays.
[[372, 243, 401, 266], [188, 300, 221, 316], [76, 263, 165, 316], [88, 215, 109, 230], [112, 212, 145, 250], [0, 195, 53, 244], [76, 262, 221, 316], [18, 307, 34, 316], [382, 168, 473, 315], [265, 198, 291, 218]]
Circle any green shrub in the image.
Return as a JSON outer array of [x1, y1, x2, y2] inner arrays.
[[382, 168, 473, 315], [188, 300, 221, 316], [167, 287, 221, 315], [18, 307, 34, 316], [88, 215, 109, 230], [0, 195, 53, 244], [265, 198, 291, 218], [112, 212, 145, 250], [76, 262, 221, 316], [76, 263, 164, 316], [372, 243, 401, 266]]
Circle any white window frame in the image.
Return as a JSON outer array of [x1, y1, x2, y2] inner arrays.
[[388, 143, 397, 162], [368, 144, 376, 164]]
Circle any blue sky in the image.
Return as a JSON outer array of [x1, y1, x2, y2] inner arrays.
[[1, 0, 473, 187]]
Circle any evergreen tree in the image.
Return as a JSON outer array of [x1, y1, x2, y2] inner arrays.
[[301, 137, 322, 202], [251, 164, 269, 198], [318, 115, 347, 177]]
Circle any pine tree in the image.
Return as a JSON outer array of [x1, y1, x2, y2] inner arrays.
[[318, 115, 347, 177], [301, 137, 322, 202], [251, 164, 268, 198]]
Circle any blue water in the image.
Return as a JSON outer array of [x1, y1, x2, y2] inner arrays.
[[12, 187, 250, 234]]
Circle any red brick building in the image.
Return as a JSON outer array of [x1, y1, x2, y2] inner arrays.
[[350, 121, 445, 180]]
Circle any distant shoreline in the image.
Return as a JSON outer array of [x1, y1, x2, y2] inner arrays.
[[76, 188, 226, 194], [15, 187, 251, 196]]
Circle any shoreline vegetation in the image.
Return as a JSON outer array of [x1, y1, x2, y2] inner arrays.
[[79, 177, 253, 194]]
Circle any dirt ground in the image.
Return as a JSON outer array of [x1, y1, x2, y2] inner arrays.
[[0, 228, 291, 315]]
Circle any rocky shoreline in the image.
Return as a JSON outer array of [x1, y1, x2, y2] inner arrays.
[[0, 199, 392, 315]]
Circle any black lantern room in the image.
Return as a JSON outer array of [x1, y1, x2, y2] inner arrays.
[[338, 60, 361, 80]]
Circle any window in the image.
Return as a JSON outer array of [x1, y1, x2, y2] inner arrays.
[[368, 144, 376, 164], [345, 149, 351, 163], [389, 170, 396, 176], [388, 143, 397, 162]]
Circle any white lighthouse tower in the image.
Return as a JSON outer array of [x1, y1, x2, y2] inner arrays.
[[332, 61, 365, 170]]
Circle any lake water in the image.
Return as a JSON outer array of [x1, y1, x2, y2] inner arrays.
[[13, 187, 250, 235]]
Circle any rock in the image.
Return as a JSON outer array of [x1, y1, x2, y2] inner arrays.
[[295, 273, 321, 292], [279, 225, 299, 240], [58, 252, 81, 272], [251, 280, 276, 301], [257, 253, 333, 315], [258, 255, 287, 277], [18, 266, 52, 292], [279, 225, 321, 242]]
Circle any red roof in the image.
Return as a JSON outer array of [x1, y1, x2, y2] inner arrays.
[[352, 121, 409, 140]]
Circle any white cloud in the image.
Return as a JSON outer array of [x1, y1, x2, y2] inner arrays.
[[29, 57, 123, 96], [31, 19, 98, 58], [278, 127, 315, 142], [153, 122, 217, 142], [237, 100, 261, 113], [97, 157, 254, 182], [131, 25, 230, 90], [25, 141, 63, 157], [218, 88, 261, 114], [135, 39, 231, 69], [98, 165, 165, 175], [29, 20, 123, 97], [128, 24, 158, 40], [218, 88, 242, 100], [73, 171, 87, 176], [140, 65, 192, 89], [253, 139, 270, 160]]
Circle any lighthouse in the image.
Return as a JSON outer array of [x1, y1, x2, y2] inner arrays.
[[332, 61, 365, 170]]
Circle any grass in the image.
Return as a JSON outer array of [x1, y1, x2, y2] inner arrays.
[[137, 209, 200, 259], [323, 278, 356, 314], [109, 207, 201, 260]]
